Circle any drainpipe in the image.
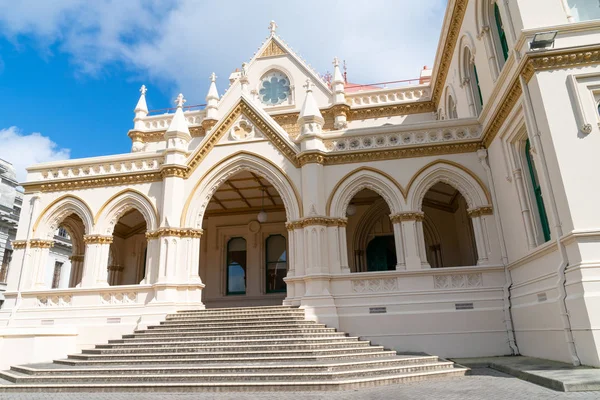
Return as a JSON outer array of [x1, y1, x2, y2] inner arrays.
[[561, 0, 575, 23], [8, 193, 41, 325], [478, 148, 519, 355], [519, 74, 581, 366]]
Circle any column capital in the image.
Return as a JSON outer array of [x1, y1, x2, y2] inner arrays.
[[285, 217, 347, 230], [146, 227, 204, 239], [467, 205, 494, 218], [29, 239, 55, 249], [390, 212, 425, 223], [11, 240, 28, 250], [83, 235, 113, 245], [69, 254, 85, 262]]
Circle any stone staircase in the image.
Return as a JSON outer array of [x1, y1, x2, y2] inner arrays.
[[0, 305, 467, 392]]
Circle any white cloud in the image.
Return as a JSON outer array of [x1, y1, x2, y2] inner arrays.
[[0, 127, 70, 183], [0, 0, 446, 103]]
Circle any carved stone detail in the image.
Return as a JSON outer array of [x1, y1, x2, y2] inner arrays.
[[100, 292, 137, 305], [146, 228, 204, 239], [352, 278, 398, 293], [37, 295, 72, 307], [83, 235, 113, 245], [285, 217, 347, 230], [434, 273, 483, 289], [390, 212, 425, 223], [467, 206, 493, 218], [29, 240, 55, 249]]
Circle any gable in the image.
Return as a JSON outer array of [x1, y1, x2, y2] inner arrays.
[[187, 95, 300, 174]]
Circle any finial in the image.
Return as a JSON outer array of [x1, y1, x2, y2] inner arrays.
[[303, 79, 314, 92], [210, 72, 216, 82], [241, 62, 248, 77], [140, 85, 147, 95], [333, 57, 339, 67], [268, 20, 277, 35], [175, 93, 186, 108]]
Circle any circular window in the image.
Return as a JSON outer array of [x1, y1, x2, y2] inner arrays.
[[259, 71, 290, 106]]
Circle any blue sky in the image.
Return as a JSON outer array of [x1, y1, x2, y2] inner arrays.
[[0, 0, 446, 182]]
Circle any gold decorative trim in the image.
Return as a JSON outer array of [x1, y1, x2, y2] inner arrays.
[[69, 255, 85, 262], [29, 239, 55, 249], [187, 99, 300, 174], [467, 205, 494, 218], [299, 141, 480, 167], [432, 0, 468, 106], [161, 166, 189, 178], [145, 228, 204, 239], [128, 127, 205, 144], [259, 39, 287, 58], [11, 240, 28, 250], [83, 235, 113, 245], [482, 78, 523, 147], [23, 173, 162, 194], [390, 212, 425, 223], [201, 119, 217, 131], [285, 217, 347, 230]]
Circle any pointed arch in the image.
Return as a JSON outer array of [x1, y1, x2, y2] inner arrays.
[[33, 195, 94, 240], [445, 84, 459, 119], [407, 160, 490, 211], [458, 33, 477, 87], [327, 167, 405, 218], [95, 189, 159, 235], [183, 151, 302, 228]]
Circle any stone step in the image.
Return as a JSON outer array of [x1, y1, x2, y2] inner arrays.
[[130, 326, 336, 337], [12, 356, 441, 376], [116, 332, 347, 343], [103, 336, 359, 348], [0, 362, 456, 384], [166, 311, 306, 320], [63, 349, 396, 363], [145, 322, 324, 332], [0, 368, 468, 392], [177, 305, 294, 313], [158, 317, 309, 326], [83, 341, 374, 355]]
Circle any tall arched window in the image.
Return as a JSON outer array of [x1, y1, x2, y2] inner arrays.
[[493, 2, 509, 62], [265, 235, 287, 293], [226, 237, 247, 295], [447, 95, 458, 119], [525, 140, 551, 242], [463, 47, 483, 116]]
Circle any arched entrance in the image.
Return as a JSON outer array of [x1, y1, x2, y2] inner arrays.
[[183, 153, 301, 308]]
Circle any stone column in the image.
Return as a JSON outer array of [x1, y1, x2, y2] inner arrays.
[[468, 206, 494, 265], [68, 254, 85, 287], [392, 212, 428, 270], [80, 235, 112, 288], [29, 239, 54, 289]]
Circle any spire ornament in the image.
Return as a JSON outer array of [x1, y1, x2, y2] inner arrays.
[[140, 85, 147, 96], [175, 93, 186, 108], [268, 20, 277, 36]]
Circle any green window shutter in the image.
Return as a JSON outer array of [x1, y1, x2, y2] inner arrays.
[[525, 139, 551, 242], [494, 3, 509, 61], [473, 65, 483, 109]]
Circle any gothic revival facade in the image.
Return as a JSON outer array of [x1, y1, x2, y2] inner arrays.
[[1, 0, 600, 370]]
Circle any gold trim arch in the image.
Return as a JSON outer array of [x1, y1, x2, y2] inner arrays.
[[94, 189, 159, 235], [407, 160, 490, 211], [183, 151, 302, 228], [327, 167, 406, 218], [33, 194, 95, 240]]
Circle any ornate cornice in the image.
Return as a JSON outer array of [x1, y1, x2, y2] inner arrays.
[[22, 172, 162, 194], [390, 212, 425, 223], [298, 141, 480, 166], [286, 217, 347, 230], [467, 205, 494, 218], [201, 119, 218, 132], [83, 235, 113, 245], [29, 239, 55, 249], [145, 228, 204, 239], [11, 240, 28, 250], [347, 101, 436, 120], [432, 0, 468, 106], [160, 166, 189, 178]]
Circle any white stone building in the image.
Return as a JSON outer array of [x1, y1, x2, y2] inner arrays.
[[1, 0, 600, 370]]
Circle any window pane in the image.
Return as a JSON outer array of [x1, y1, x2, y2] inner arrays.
[[227, 238, 246, 294], [266, 235, 286, 262], [266, 235, 287, 292], [568, 0, 600, 21]]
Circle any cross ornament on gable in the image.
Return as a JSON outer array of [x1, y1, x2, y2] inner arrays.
[[210, 72, 217, 82], [268, 20, 277, 35], [175, 93, 186, 108], [140, 85, 147, 95], [303, 79, 314, 92]]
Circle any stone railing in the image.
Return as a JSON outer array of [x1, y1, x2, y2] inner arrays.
[[26, 154, 164, 183], [323, 119, 481, 152], [346, 85, 431, 107], [140, 110, 205, 131]]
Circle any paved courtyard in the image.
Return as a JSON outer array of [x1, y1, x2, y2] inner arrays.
[[1, 369, 598, 400]]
